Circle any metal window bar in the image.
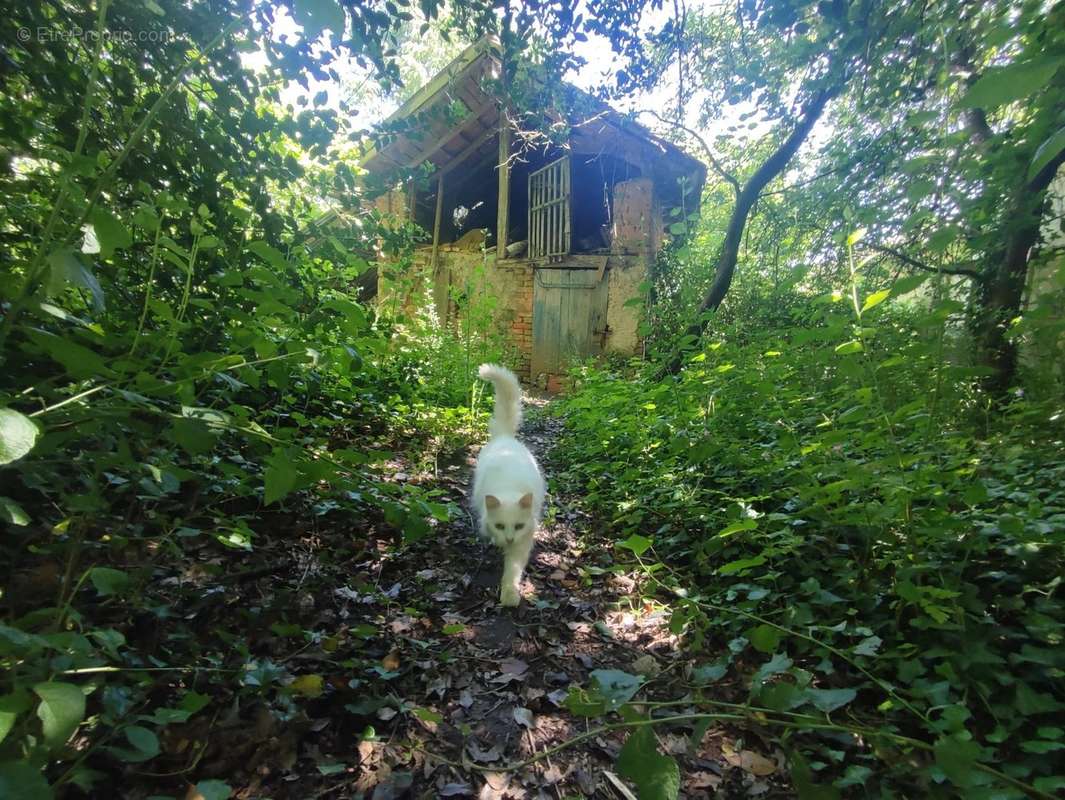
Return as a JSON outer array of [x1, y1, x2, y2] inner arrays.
[[528, 156, 570, 261]]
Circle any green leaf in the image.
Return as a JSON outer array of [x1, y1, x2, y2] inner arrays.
[[805, 687, 857, 713], [753, 652, 793, 685], [247, 240, 289, 271], [0, 695, 19, 745], [411, 707, 443, 724], [890, 273, 928, 297], [167, 418, 217, 457], [317, 763, 347, 775], [789, 749, 840, 800], [46, 250, 106, 311], [618, 534, 652, 556], [34, 682, 86, 751], [934, 736, 980, 788], [846, 228, 866, 247], [194, 780, 232, 800], [589, 669, 641, 710], [88, 567, 130, 597], [834, 340, 863, 355], [264, 456, 299, 505], [617, 725, 680, 800], [861, 289, 891, 313], [292, 0, 346, 40], [716, 519, 757, 538], [567, 670, 643, 716], [692, 662, 727, 685], [958, 59, 1062, 109], [123, 728, 160, 758], [90, 208, 132, 258], [853, 635, 882, 656], [0, 408, 39, 466], [0, 761, 52, 800], [748, 624, 781, 654], [718, 554, 766, 576], [0, 496, 30, 526], [1029, 125, 1065, 180], [178, 691, 211, 715], [24, 329, 111, 379]]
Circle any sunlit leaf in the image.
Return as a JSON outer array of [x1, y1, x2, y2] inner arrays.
[[0, 409, 39, 466], [861, 289, 891, 312], [90, 207, 132, 258], [1029, 125, 1065, 180], [958, 59, 1061, 109], [290, 674, 325, 697], [33, 682, 86, 752], [834, 340, 863, 355], [618, 533, 652, 556]]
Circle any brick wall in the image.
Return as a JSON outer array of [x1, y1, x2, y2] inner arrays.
[[501, 263, 534, 380], [433, 251, 535, 382]]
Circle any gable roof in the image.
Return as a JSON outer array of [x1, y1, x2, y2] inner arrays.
[[361, 36, 706, 206]]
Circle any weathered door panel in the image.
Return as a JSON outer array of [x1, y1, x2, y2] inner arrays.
[[531, 267, 609, 377]]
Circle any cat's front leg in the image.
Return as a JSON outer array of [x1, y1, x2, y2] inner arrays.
[[499, 535, 533, 607]]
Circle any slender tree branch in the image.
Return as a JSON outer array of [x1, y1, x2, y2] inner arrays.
[[868, 243, 983, 280], [639, 108, 741, 197], [663, 80, 844, 375]]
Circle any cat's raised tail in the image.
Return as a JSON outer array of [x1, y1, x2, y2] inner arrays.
[[478, 363, 522, 438]]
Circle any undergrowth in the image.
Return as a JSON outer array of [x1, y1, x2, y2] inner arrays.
[[551, 267, 1065, 798]]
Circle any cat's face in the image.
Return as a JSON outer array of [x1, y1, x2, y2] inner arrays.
[[484, 493, 534, 543]]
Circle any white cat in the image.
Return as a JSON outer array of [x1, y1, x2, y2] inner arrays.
[[473, 364, 545, 607]]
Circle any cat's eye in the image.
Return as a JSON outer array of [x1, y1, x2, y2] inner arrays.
[[514, 523, 524, 530], [494, 523, 504, 530]]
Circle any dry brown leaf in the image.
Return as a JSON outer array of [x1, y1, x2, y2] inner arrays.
[[743, 750, 776, 776], [381, 650, 401, 671], [500, 657, 528, 675], [687, 770, 723, 790]]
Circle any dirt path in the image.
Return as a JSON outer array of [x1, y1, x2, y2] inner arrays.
[[183, 400, 771, 800]]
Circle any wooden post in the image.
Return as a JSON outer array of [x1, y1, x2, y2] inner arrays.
[[430, 172, 447, 321], [431, 172, 445, 272], [407, 178, 417, 222], [496, 112, 511, 258]]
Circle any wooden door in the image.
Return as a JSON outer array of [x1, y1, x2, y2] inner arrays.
[[531, 267, 609, 378]]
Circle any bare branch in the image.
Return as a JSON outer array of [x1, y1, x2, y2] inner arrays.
[[639, 108, 741, 197]]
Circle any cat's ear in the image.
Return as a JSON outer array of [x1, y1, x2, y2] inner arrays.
[[519, 492, 533, 509], [485, 495, 501, 510]]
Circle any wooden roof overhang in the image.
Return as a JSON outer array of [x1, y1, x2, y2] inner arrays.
[[360, 37, 504, 188], [359, 37, 706, 207]]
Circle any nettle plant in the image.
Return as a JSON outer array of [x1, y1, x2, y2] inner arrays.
[[551, 235, 1065, 798]]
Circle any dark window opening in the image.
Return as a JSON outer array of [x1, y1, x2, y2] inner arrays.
[[410, 138, 644, 259], [570, 154, 641, 253], [503, 145, 566, 257], [413, 136, 501, 248], [503, 149, 641, 258]]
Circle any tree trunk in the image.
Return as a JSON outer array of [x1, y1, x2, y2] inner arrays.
[[975, 149, 1065, 396], [663, 83, 841, 374]]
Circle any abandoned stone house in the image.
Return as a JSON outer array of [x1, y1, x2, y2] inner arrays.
[[362, 37, 706, 389]]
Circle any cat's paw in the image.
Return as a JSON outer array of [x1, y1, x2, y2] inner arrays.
[[500, 585, 521, 607]]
